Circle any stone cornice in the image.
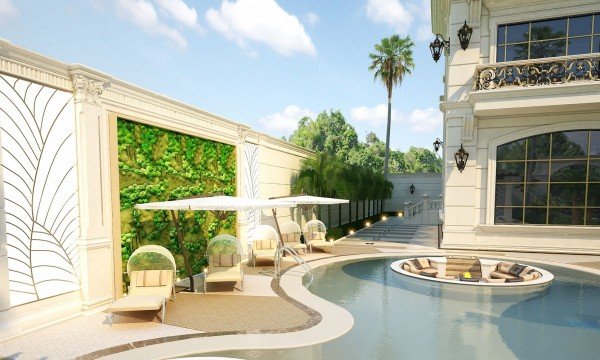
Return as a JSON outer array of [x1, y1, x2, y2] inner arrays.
[[0, 40, 72, 91]]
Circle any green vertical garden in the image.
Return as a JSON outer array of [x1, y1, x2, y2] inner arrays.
[[117, 118, 236, 280]]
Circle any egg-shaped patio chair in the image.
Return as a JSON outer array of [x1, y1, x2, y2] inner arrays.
[[280, 220, 307, 254], [304, 219, 334, 253], [107, 245, 176, 324], [203, 234, 244, 293], [249, 224, 280, 267]]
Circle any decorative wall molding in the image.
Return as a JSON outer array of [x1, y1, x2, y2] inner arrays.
[[0, 58, 72, 92], [237, 127, 247, 144], [468, 0, 482, 27], [243, 143, 260, 239], [462, 113, 476, 142], [71, 74, 107, 105], [0, 74, 80, 307]]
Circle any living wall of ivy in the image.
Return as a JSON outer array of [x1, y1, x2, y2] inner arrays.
[[117, 118, 236, 281]]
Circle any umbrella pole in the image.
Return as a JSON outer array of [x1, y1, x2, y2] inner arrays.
[[170, 210, 195, 292], [271, 209, 287, 257]]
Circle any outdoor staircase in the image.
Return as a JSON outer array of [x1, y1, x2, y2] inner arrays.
[[344, 217, 438, 247]]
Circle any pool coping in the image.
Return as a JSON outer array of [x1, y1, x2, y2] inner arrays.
[[83, 251, 600, 359]]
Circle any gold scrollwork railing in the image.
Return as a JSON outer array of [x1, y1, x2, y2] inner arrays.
[[476, 54, 600, 91]]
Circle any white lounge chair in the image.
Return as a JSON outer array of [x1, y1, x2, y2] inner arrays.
[[249, 225, 280, 266], [280, 220, 307, 254], [203, 234, 244, 293], [304, 219, 334, 253], [107, 245, 176, 324]]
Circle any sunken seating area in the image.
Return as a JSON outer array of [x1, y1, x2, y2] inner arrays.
[[392, 256, 553, 287], [489, 262, 542, 283]]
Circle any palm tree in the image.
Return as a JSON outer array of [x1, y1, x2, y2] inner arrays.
[[292, 152, 343, 226], [369, 35, 415, 179]]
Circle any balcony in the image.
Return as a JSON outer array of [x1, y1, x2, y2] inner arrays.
[[476, 54, 600, 91]]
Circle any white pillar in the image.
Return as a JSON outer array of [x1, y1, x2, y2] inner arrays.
[[0, 132, 9, 311], [71, 71, 114, 309]]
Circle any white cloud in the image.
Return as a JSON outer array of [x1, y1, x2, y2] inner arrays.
[[350, 104, 399, 127], [114, 0, 187, 49], [350, 104, 441, 133], [306, 12, 319, 26], [366, 0, 413, 34], [0, 0, 18, 23], [404, 107, 442, 133], [258, 105, 315, 136], [408, 0, 432, 40], [205, 0, 316, 56], [416, 23, 432, 41], [154, 0, 203, 32]]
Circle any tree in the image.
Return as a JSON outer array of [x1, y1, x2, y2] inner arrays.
[[404, 147, 442, 173], [289, 110, 359, 162], [369, 35, 415, 179]]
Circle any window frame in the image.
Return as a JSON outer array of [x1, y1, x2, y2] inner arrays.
[[489, 5, 600, 64], [486, 122, 600, 227]]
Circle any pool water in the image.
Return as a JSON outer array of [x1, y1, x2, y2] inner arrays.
[[197, 258, 600, 360]]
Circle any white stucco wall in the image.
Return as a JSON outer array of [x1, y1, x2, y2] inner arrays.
[[385, 173, 443, 212], [0, 40, 313, 341]]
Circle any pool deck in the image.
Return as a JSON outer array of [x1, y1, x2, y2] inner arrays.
[[2, 217, 600, 359]]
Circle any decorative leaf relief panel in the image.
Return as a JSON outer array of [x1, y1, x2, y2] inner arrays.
[[244, 143, 260, 239], [0, 74, 80, 306]]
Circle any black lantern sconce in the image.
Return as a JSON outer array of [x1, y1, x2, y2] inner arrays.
[[454, 143, 469, 173], [457, 20, 473, 50], [409, 183, 416, 194], [433, 138, 443, 153], [429, 34, 450, 62]]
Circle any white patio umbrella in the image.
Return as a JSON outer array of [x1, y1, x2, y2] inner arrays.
[[134, 195, 296, 291]]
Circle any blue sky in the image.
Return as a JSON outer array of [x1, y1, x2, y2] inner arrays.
[[0, 0, 443, 151]]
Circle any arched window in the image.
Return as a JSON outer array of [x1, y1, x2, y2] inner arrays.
[[495, 130, 600, 225]]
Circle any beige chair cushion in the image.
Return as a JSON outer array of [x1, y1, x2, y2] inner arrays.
[[404, 261, 421, 274], [485, 278, 506, 283], [490, 271, 517, 280], [417, 258, 430, 269], [292, 243, 307, 251], [108, 294, 164, 312], [420, 268, 438, 275], [132, 270, 172, 287], [209, 254, 241, 267], [497, 262, 515, 273], [282, 232, 301, 243], [310, 240, 334, 253], [253, 239, 277, 250], [205, 266, 243, 283]]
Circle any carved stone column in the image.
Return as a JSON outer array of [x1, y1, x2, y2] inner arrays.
[[0, 133, 9, 312], [236, 127, 249, 253], [70, 71, 114, 309]]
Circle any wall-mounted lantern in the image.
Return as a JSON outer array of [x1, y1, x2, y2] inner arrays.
[[409, 183, 416, 194], [433, 138, 443, 152], [458, 20, 473, 50], [429, 34, 450, 62], [454, 143, 469, 172]]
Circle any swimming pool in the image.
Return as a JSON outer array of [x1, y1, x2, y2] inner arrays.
[[195, 257, 600, 359]]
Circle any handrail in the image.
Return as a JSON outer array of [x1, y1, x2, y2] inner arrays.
[[475, 54, 600, 91], [405, 198, 442, 218], [274, 245, 314, 288]]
